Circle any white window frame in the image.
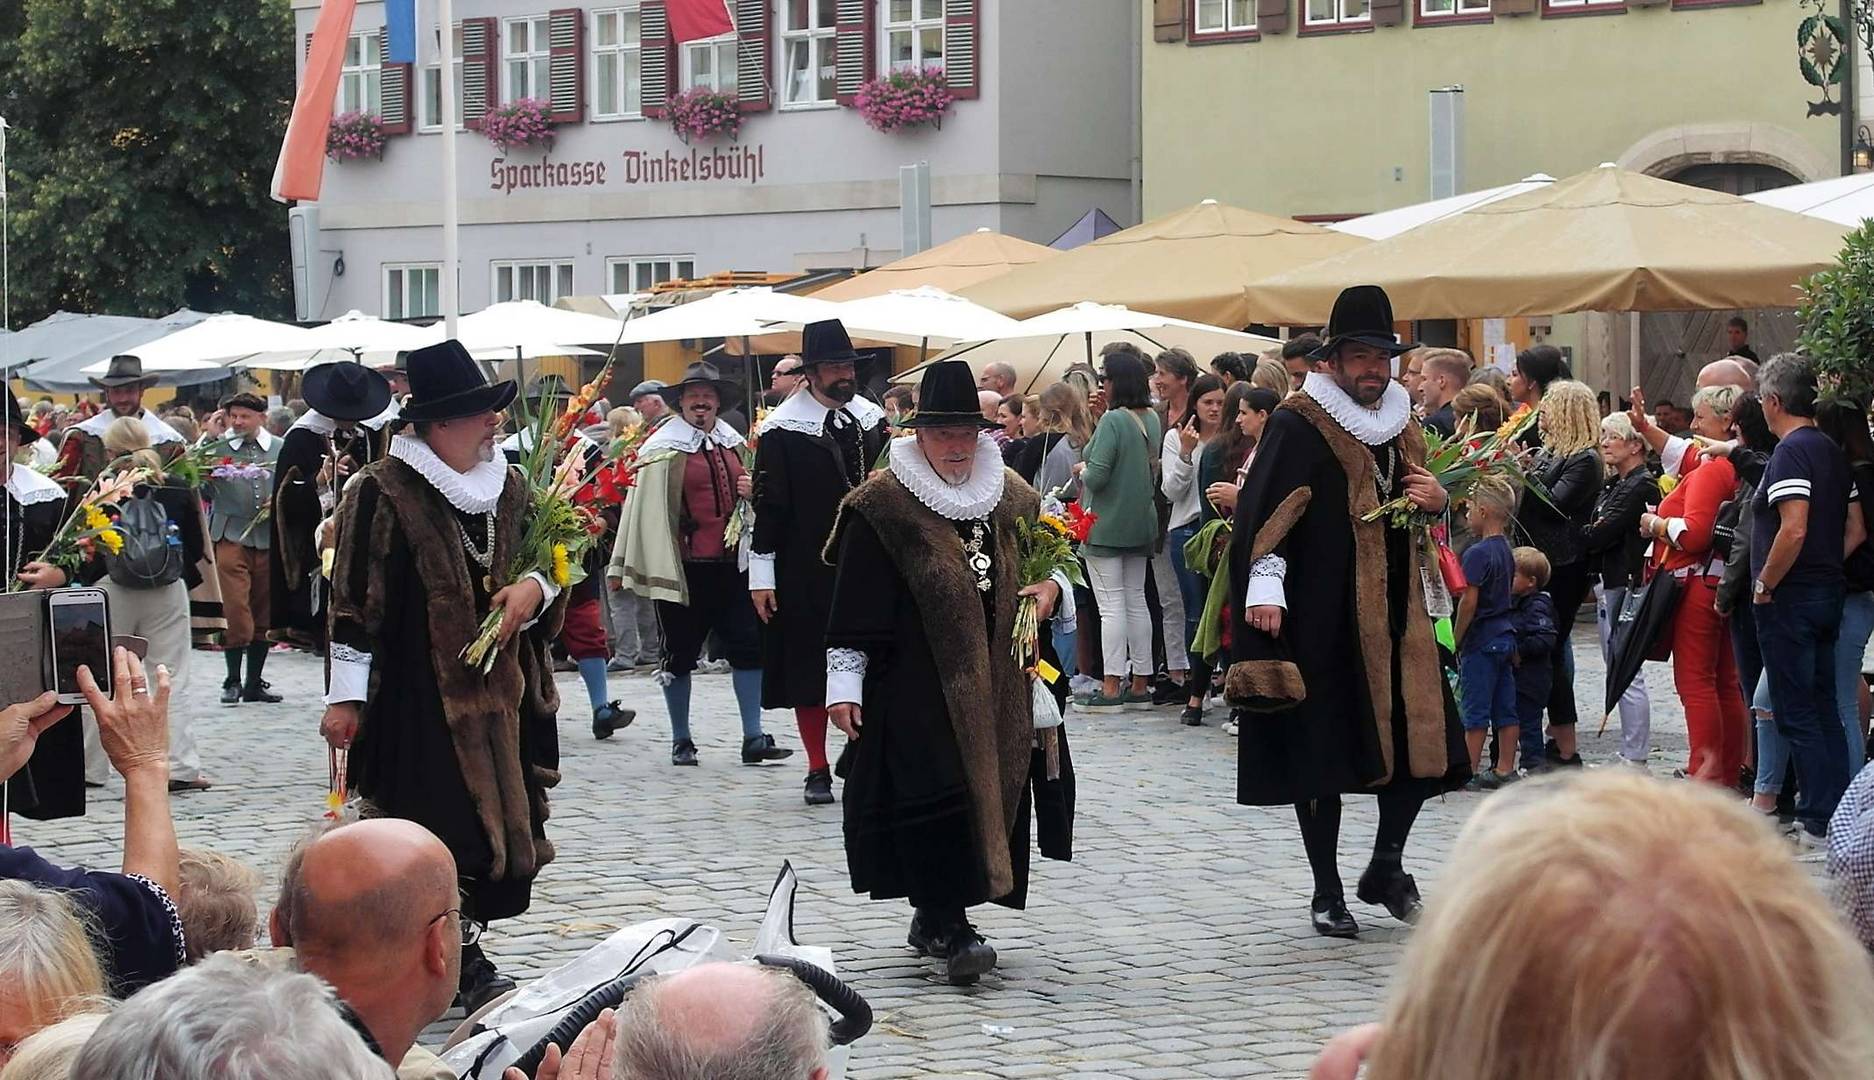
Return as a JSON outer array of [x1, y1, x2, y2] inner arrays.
[[1304, 0, 1371, 26], [383, 263, 442, 320], [607, 256, 698, 294], [680, 34, 739, 94], [1194, 0, 1258, 33], [591, 6, 644, 120], [1418, 0, 1490, 14], [502, 15, 553, 103], [1543, 0, 1622, 8], [492, 260, 575, 304], [881, 0, 945, 74], [338, 30, 383, 115], [779, 0, 838, 108], [417, 24, 466, 132]]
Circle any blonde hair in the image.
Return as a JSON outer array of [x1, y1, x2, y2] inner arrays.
[[0, 1009, 111, 1080], [1599, 410, 1644, 447], [100, 416, 164, 477], [1466, 474, 1517, 518], [605, 406, 641, 439], [1536, 379, 1598, 456], [1511, 545, 1551, 588], [1036, 381, 1094, 449], [176, 849, 262, 962], [0, 882, 108, 1041], [1451, 383, 1507, 432], [1365, 771, 1874, 1080], [1250, 358, 1290, 397], [1691, 383, 1743, 423]]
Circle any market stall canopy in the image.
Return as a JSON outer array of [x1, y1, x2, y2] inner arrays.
[[12, 309, 221, 391], [960, 200, 1370, 327], [416, 300, 626, 356], [1050, 208, 1124, 250], [1241, 165, 1852, 325], [904, 301, 1281, 395], [81, 313, 316, 375], [614, 287, 844, 346], [762, 287, 1023, 352], [1745, 172, 1874, 227], [239, 310, 435, 371], [810, 228, 1058, 302], [1328, 174, 1557, 240]]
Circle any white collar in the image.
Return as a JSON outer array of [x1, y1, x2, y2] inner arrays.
[[290, 410, 338, 437], [360, 398, 399, 432], [389, 433, 510, 514], [1302, 371, 1412, 447], [758, 390, 885, 437], [7, 463, 65, 506], [640, 417, 745, 457], [499, 429, 598, 454], [887, 433, 1005, 521], [224, 428, 276, 453], [76, 408, 184, 445]]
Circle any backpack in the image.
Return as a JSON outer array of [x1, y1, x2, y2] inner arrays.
[[105, 491, 185, 589]]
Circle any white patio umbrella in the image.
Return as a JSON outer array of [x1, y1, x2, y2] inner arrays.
[[1745, 172, 1874, 226], [768, 287, 1023, 356], [239, 310, 436, 371], [1328, 174, 1557, 241], [611, 287, 845, 346], [417, 300, 628, 355], [82, 313, 317, 374], [906, 302, 1281, 394]]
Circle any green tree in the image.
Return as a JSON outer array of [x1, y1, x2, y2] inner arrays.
[[1, 0, 293, 327]]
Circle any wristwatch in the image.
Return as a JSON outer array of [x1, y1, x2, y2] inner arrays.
[[1754, 579, 1771, 597]]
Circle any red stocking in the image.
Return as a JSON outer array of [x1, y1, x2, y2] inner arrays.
[[796, 706, 829, 772]]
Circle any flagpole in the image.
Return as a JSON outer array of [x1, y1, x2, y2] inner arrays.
[[438, 0, 460, 340]]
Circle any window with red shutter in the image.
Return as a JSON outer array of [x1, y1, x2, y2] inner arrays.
[[380, 34, 414, 134], [735, 0, 772, 111], [547, 8, 586, 122], [461, 16, 499, 126], [943, 0, 978, 99], [640, 0, 673, 117], [833, 0, 875, 106]]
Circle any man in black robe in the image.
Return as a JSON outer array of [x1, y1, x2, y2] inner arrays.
[[269, 362, 392, 652], [318, 341, 566, 1013], [824, 359, 1075, 986], [1225, 285, 1468, 939], [750, 320, 889, 806]]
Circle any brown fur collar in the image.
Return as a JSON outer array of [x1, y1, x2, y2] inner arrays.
[[827, 467, 1039, 899], [1281, 394, 1449, 784], [362, 458, 558, 881]]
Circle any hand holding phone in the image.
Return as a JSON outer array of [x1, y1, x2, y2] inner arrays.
[[49, 588, 112, 705], [79, 646, 170, 776]]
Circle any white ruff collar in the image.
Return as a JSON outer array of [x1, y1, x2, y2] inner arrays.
[[7, 463, 65, 506], [758, 390, 885, 437], [1302, 371, 1412, 447], [888, 433, 1005, 521], [640, 417, 745, 457], [290, 410, 338, 437], [225, 428, 275, 453], [360, 398, 399, 432], [389, 433, 509, 514], [77, 408, 184, 445]]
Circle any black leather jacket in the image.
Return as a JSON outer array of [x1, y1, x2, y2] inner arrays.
[[1516, 447, 1604, 568], [1582, 466, 1658, 590]]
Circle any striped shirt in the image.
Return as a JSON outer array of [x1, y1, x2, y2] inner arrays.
[[1751, 426, 1854, 589]]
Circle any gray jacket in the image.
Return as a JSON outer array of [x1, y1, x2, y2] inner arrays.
[[203, 432, 279, 550]]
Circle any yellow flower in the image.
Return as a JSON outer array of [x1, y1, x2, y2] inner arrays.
[[97, 528, 124, 556], [551, 544, 571, 587], [1657, 474, 1679, 496], [83, 506, 111, 532]]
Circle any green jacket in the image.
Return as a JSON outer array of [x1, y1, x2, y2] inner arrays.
[[202, 431, 280, 550], [1079, 407, 1162, 557]]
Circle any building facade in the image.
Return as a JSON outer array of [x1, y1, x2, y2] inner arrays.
[[288, 0, 1136, 321]]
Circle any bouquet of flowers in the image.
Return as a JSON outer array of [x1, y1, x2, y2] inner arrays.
[[1362, 402, 1544, 528], [459, 360, 616, 673], [10, 467, 152, 591], [721, 445, 756, 549], [1011, 505, 1093, 672]]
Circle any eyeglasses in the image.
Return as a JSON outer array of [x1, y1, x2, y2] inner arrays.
[[430, 908, 483, 947]]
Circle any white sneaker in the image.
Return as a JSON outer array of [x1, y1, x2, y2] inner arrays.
[[1068, 674, 1099, 696], [1785, 823, 1827, 860]]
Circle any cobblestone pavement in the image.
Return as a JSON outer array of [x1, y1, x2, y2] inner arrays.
[[20, 623, 1689, 1078]]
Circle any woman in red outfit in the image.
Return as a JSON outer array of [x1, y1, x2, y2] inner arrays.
[[1639, 385, 1749, 782]]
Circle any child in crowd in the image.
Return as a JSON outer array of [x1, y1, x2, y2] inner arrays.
[[1510, 546, 1559, 775], [1455, 477, 1519, 789]]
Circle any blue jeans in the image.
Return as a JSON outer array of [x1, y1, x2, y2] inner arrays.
[[1166, 521, 1205, 673], [1756, 582, 1849, 835], [1837, 590, 1874, 776], [1459, 635, 1517, 732]]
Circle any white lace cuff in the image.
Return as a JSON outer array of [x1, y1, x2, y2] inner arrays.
[[324, 644, 372, 705], [1662, 435, 1690, 478], [826, 648, 867, 707], [748, 551, 776, 591], [519, 571, 560, 631], [1245, 554, 1288, 611]]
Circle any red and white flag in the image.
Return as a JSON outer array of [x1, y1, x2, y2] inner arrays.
[[668, 0, 734, 43], [270, 0, 361, 203]]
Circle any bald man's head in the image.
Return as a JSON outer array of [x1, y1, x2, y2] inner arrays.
[[274, 820, 458, 959], [615, 963, 828, 1080], [1698, 357, 1755, 390], [977, 389, 1001, 422]]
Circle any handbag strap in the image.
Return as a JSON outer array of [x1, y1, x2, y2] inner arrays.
[[1123, 409, 1161, 480]]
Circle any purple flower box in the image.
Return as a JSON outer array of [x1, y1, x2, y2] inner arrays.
[[326, 112, 387, 162], [667, 88, 742, 144], [482, 98, 556, 155], [854, 68, 955, 133]]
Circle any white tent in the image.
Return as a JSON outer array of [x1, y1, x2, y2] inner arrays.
[[1328, 174, 1558, 241], [82, 314, 317, 374], [240, 310, 435, 371], [1745, 172, 1874, 227]]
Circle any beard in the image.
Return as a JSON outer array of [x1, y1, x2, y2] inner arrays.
[[477, 440, 496, 463], [821, 379, 857, 404], [1336, 372, 1388, 407]]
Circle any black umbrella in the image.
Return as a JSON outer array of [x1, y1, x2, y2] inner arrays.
[[1600, 574, 1681, 731]]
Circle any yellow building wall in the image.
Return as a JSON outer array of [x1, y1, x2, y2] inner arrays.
[[1142, 4, 1843, 219]]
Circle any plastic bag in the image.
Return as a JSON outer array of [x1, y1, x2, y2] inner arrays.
[[1032, 674, 1063, 730]]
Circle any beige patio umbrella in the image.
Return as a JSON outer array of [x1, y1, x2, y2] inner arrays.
[[1241, 164, 1852, 325], [811, 228, 1058, 302], [959, 200, 1369, 326]]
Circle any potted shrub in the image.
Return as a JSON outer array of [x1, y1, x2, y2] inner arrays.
[[481, 98, 556, 155], [1798, 220, 1874, 404], [667, 88, 742, 144], [326, 112, 387, 162], [854, 68, 955, 133]]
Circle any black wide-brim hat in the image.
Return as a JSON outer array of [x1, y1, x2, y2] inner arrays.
[[900, 359, 997, 429], [4, 386, 38, 446], [89, 354, 160, 391], [802, 319, 863, 368], [401, 340, 518, 422], [302, 361, 393, 422], [1309, 284, 1417, 361], [659, 362, 743, 412]]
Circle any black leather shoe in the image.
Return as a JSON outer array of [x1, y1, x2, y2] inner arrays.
[[940, 921, 997, 986], [804, 768, 834, 805], [671, 740, 699, 766], [1311, 895, 1360, 939], [592, 701, 636, 740], [241, 680, 283, 703], [741, 734, 795, 765], [220, 679, 243, 705], [906, 910, 943, 956], [1151, 680, 1185, 706], [1356, 862, 1424, 925], [455, 944, 516, 1015], [1179, 705, 1204, 727]]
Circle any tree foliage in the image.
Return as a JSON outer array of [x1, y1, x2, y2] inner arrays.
[[0, 0, 294, 327], [1797, 220, 1874, 406]]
